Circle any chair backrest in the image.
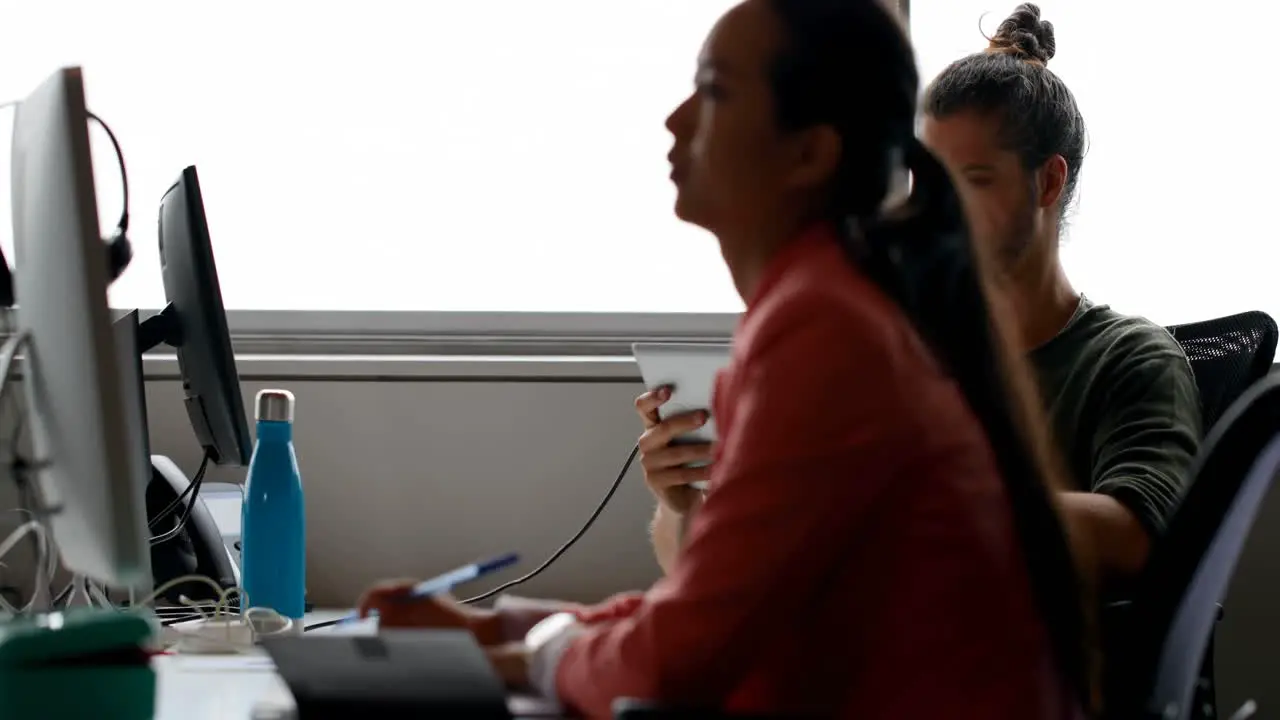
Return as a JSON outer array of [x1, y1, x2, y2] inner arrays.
[[1167, 311, 1278, 429], [1115, 372, 1280, 719]]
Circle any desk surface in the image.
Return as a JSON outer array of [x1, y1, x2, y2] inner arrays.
[[153, 611, 563, 719]]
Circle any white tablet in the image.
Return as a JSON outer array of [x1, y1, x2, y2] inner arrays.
[[632, 342, 733, 490]]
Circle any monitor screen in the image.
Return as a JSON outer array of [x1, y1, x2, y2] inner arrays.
[[155, 165, 251, 466]]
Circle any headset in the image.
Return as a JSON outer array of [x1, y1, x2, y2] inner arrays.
[[0, 108, 132, 309], [87, 111, 134, 285]]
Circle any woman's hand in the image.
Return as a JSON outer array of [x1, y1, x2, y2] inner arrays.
[[485, 642, 532, 689], [356, 581, 504, 646], [635, 387, 714, 515]]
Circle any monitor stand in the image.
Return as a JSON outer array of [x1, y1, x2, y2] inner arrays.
[[119, 310, 238, 600], [135, 303, 179, 356]]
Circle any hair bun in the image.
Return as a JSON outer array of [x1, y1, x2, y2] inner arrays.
[[987, 3, 1055, 65]]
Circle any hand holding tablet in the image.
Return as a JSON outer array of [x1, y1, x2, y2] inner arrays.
[[632, 343, 733, 493]]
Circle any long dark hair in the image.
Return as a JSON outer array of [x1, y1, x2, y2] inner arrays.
[[768, 0, 1096, 709]]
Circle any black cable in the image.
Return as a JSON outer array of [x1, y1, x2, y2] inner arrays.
[[148, 454, 211, 529], [460, 443, 639, 605], [303, 443, 639, 633], [149, 452, 212, 545], [149, 471, 205, 545], [303, 616, 344, 632], [85, 110, 129, 235]]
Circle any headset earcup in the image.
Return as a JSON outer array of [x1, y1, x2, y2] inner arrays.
[[106, 232, 133, 282]]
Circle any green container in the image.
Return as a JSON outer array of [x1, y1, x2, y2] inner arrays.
[[0, 609, 156, 720]]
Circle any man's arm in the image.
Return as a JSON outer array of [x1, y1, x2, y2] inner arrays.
[[1059, 492, 1149, 579], [1082, 343, 1202, 579]]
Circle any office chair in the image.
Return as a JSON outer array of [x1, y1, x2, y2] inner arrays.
[[1153, 310, 1277, 718], [1167, 311, 1278, 429], [1104, 371, 1280, 720]]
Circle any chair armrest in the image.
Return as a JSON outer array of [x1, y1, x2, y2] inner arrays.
[[1103, 599, 1225, 622]]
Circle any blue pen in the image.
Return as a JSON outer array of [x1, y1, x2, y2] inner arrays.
[[404, 552, 520, 598], [342, 552, 520, 625]]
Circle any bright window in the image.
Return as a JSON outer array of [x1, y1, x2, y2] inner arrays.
[[0, 1, 743, 313], [8, 3, 1267, 327], [912, 0, 1280, 326]]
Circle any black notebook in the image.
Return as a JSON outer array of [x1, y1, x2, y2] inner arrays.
[[262, 630, 512, 719]]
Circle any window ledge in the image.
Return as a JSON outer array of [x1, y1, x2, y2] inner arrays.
[[216, 310, 737, 357], [142, 353, 643, 381], [0, 309, 736, 380]]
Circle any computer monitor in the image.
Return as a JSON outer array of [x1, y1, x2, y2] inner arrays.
[[136, 165, 250, 467], [10, 67, 152, 590]]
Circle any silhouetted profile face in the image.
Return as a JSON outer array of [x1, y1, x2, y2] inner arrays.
[[664, 0, 849, 254]]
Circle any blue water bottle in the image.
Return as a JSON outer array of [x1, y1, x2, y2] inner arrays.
[[241, 389, 306, 623]]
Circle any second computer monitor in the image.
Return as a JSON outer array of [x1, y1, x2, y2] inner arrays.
[[146, 165, 251, 466]]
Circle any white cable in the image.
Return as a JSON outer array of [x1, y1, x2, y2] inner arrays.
[[1, 508, 56, 585], [87, 579, 111, 609], [69, 574, 110, 610], [11, 513, 56, 593], [0, 520, 47, 615], [134, 573, 227, 609], [132, 574, 293, 654], [0, 333, 60, 611], [0, 522, 44, 577]]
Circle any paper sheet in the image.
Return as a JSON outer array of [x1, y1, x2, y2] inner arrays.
[[165, 653, 277, 673]]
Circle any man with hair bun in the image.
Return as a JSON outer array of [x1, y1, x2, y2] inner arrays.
[[918, 2, 1200, 583]]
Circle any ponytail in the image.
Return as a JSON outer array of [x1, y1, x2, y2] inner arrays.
[[845, 136, 1099, 712]]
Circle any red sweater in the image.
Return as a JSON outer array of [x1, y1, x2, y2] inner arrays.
[[552, 226, 1081, 719]]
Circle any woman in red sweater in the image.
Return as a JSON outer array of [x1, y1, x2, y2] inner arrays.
[[360, 0, 1096, 716]]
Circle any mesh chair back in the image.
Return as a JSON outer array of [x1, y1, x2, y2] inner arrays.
[[1167, 311, 1278, 428]]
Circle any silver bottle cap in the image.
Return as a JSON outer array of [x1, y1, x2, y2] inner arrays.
[[255, 389, 295, 423]]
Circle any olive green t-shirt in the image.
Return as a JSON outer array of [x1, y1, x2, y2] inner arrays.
[[1030, 297, 1202, 536]]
